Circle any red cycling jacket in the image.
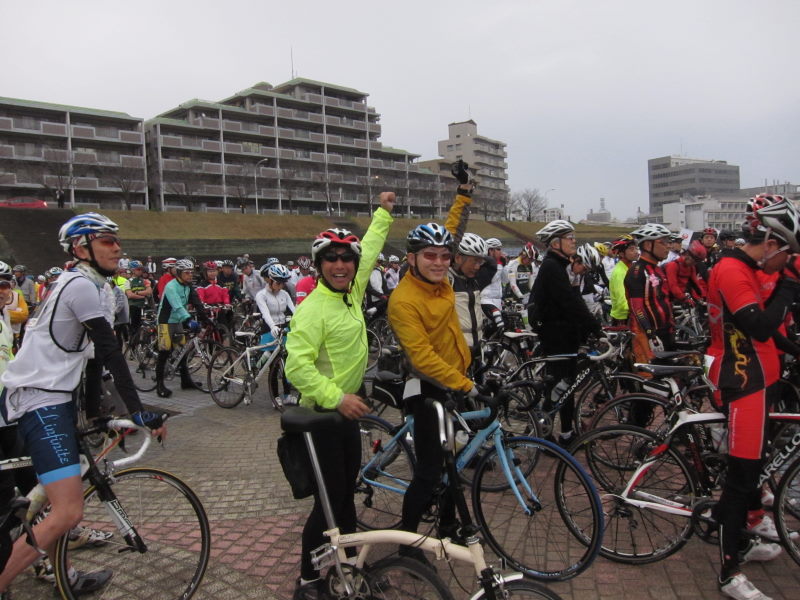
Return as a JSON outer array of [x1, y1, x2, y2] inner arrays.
[[196, 282, 230, 305], [624, 255, 673, 336], [663, 257, 707, 303]]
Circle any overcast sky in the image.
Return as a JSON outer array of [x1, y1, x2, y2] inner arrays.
[[2, 0, 797, 220]]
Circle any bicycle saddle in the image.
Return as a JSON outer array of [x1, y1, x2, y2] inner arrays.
[[503, 331, 538, 340], [281, 406, 344, 433], [652, 350, 701, 362], [635, 363, 704, 377]]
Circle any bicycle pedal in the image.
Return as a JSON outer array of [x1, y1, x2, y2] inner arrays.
[[310, 543, 336, 571]]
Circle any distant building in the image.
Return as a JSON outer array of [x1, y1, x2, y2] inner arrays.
[[535, 206, 566, 222], [584, 198, 611, 223], [648, 155, 740, 218], [146, 79, 440, 216], [436, 120, 509, 220], [739, 182, 799, 201], [0, 97, 148, 208], [662, 194, 747, 232]]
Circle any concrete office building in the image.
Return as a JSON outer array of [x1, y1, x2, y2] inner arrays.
[[0, 97, 148, 208], [648, 155, 740, 218], [436, 120, 509, 219], [146, 79, 440, 216]]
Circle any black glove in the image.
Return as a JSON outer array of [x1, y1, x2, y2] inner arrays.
[[133, 410, 166, 430], [451, 159, 470, 184]]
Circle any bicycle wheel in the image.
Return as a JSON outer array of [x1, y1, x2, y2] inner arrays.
[[775, 455, 800, 567], [366, 328, 382, 371], [208, 346, 247, 408], [472, 579, 564, 600], [53, 467, 210, 600], [129, 328, 158, 392], [185, 340, 223, 393], [568, 425, 696, 564], [366, 556, 453, 600], [589, 393, 671, 434], [472, 436, 603, 581], [498, 380, 543, 437], [355, 415, 414, 530], [573, 372, 645, 434], [266, 348, 296, 410]]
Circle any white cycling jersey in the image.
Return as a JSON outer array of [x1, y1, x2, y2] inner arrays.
[[255, 287, 295, 330], [506, 258, 537, 303], [480, 261, 507, 309]]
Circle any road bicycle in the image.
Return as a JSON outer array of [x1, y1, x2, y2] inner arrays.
[[281, 400, 565, 599], [354, 386, 604, 581], [207, 324, 295, 410], [127, 322, 224, 394], [568, 402, 800, 566], [0, 417, 210, 599]]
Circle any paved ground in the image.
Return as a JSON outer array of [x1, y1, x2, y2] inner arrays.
[[12, 384, 800, 599]]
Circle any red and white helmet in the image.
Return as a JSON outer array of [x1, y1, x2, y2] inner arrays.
[[311, 228, 361, 262], [520, 241, 538, 260], [687, 240, 707, 261]]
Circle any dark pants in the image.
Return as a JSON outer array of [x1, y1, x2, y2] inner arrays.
[[401, 397, 456, 537], [300, 419, 361, 580]]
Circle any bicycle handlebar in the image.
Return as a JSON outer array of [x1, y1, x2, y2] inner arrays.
[[585, 337, 615, 362], [105, 418, 153, 469]]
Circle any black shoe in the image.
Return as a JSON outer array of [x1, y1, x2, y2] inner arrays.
[[292, 578, 326, 600], [398, 546, 436, 572], [180, 380, 199, 390], [156, 384, 173, 398]]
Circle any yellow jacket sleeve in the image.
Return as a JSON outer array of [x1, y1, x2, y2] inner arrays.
[[9, 292, 28, 325], [444, 192, 473, 243]]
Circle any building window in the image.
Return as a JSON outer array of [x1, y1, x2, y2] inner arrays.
[[447, 145, 453, 151]]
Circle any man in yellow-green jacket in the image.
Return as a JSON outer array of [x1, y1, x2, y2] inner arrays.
[[609, 234, 638, 325], [285, 192, 394, 599]]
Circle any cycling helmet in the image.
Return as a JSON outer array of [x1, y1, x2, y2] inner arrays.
[[593, 242, 609, 257], [46, 266, 63, 279], [669, 233, 682, 242], [520, 241, 538, 260], [0, 261, 11, 277], [457, 233, 488, 257], [202, 260, 217, 270], [37, 275, 45, 283], [631, 223, 671, 243], [12, 264, 25, 273], [214, 260, 223, 268], [162, 257, 177, 268], [576, 243, 601, 269], [611, 234, 636, 252], [311, 229, 362, 261], [702, 227, 718, 237], [377, 253, 386, 262], [753, 198, 800, 253], [58, 213, 119, 252], [220, 259, 234, 268], [388, 254, 400, 263], [536, 220, 574, 244], [128, 260, 143, 269], [718, 230, 736, 243], [485, 237, 502, 250], [406, 223, 453, 253], [735, 238, 746, 246], [266, 257, 280, 267], [175, 259, 194, 272], [266, 264, 291, 282], [687, 240, 707, 261], [297, 256, 313, 270]]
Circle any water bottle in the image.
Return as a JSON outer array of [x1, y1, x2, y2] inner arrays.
[[454, 430, 469, 453], [550, 379, 570, 405]]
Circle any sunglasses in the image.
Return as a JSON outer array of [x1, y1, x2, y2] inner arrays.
[[321, 252, 357, 263], [420, 251, 453, 263], [92, 234, 122, 247], [0, 280, 11, 289]]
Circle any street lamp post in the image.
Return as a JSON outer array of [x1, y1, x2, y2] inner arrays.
[[544, 188, 556, 219], [254, 158, 270, 215]]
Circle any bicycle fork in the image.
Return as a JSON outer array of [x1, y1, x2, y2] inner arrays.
[[493, 431, 542, 515]]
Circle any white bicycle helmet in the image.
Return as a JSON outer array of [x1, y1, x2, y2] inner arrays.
[[0, 261, 11, 277], [753, 198, 800, 253], [485, 237, 502, 250], [377, 253, 386, 262], [12, 264, 26, 273], [388, 254, 400, 263], [406, 223, 454, 253], [265, 264, 291, 282], [174, 259, 194, 272], [458, 233, 488, 257], [631, 223, 671, 243], [58, 213, 119, 253], [536, 220, 574, 244], [576, 243, 601, 269]]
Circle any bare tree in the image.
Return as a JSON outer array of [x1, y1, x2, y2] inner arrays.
[[41, 149, 75, 204], [225, 163, 254, 214], [512, 188, 546, 221], [107, 165, 145, 210], [281, 167, 313, 215], [165, 156, 204, 212]]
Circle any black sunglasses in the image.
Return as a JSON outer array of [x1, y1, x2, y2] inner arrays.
[[321, 252, 357, 263]]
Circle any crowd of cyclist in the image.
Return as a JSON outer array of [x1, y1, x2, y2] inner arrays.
[[1, 152, 798, 598]]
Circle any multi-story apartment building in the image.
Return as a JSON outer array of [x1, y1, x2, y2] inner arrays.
[[648, 155, 740, 218], [145, 79, 440, 216], [436, 120, 509, 219], [0, 97, 148, 208]]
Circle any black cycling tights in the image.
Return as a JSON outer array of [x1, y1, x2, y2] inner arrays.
[[713, 455, 763, 580], [300, 419, 360, 581], [401, 398, 456, 538]]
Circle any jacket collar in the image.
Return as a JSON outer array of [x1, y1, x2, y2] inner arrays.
[[407, 271, 452, 296]]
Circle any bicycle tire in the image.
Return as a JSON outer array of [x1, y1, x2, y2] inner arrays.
[[588, 393, 671, 434], [355, 415, 415, 530], [498, 380, 544, 438], [366, 327, 382, 372], [472, 579, 565, 600], [208, 346, 247, 408], [472, 436, 603, 581], [53, 467, 210, 600], [573, 372, 646, 434], [568, 425, 696, 564], [128, 328, 158, 393], [266, 348, 294, 411], [185, 340, 223, 393], [774, 454, 800, 567], [366, 556, 454, 600]]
